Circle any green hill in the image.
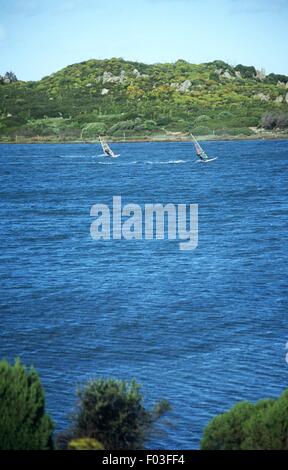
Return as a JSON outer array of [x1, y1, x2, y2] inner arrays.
[[1, 58, 288, 142]]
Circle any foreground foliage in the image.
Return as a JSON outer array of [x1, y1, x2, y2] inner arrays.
[[61, 378, 171, 450], [201, 389, 288, 450], [0, 358, 54, 450], [68, 438, 104, 450]]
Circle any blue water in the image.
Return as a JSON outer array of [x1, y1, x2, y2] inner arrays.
[[0, 141, 287, 449]]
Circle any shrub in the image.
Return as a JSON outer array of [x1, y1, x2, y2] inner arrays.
[[201, 402, 255, 450], [191, 126, 211, 136], [234, 64, 256, 79], [242, 393, 288, 450], [108, 120, 135, 134], [261, 112, 288, 130], [81, 122, 106, 138], [194, 115, 212, 123], [217, 111, 234, 120], [201, 390, 288, 450], [68, 438, 104, 450], [265, 73, 288, 84], [65, 378, 170, 450], [214, 127, 253, 136], [0, 358, 54, 450]]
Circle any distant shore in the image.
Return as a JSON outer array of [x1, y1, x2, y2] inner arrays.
[[1, 131, 288, 144]]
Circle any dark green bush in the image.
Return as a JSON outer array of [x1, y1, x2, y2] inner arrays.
[[234, 64, 256, 79], [64, 378, 170, 450], [201, 390, 288, 450], [191, 126, 212, 136], [0, 358, 54, 450], [261, 112, 288, 129]]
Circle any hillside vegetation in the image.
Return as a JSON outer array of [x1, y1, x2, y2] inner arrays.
[[1, 58, 288, 142]]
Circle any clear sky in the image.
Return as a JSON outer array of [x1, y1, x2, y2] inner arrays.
[[1, 0, 288, 81]]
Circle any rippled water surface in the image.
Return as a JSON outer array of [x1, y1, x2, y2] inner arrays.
[[0, 141, 287, 448]]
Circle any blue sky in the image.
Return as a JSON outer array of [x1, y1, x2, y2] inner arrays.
[[0, 0, 288, 80]]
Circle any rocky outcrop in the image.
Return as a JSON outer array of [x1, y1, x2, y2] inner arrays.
[[215, 68, 235, 80], [222, 70, 233, 80], [179, 80, 191, 92], [132, 68, 149, 79], [171, 80, 191, 93], [255, 93, 270, 102], [256, 69, 266, 81], [275, 95, 284, 103], [102, 70, 126, 84], [133, 68, 141, 78]]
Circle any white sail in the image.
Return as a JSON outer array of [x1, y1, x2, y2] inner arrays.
[[191, 133, 209, 161], [99, 137, 118, 158]]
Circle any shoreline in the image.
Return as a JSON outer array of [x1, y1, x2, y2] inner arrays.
[[0, 133, 288, 145]]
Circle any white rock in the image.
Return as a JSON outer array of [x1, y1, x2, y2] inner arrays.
[[133, 68, 141, 78], [119, 70, 126, 84], [101, 88, 109, 95], [178, 80, 191, 92], [256, 93, 270, 102], [222, 71, 233, 80], [102, 70, 126, 84], [256, 69, 266, 80], [275, 95, 284, 103]]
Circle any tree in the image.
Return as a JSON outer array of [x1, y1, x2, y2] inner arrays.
[[201, 390, 288, 450], [64, 378, 170, 450], [242, 393, 288, 450], [201, 402, 255, 450], [0, 358, 54, 450], [3, 71, 18, 83], [234, 64, 256, 79], [261, 112, 288, 130]]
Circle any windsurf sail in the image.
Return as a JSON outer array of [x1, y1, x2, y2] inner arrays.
[[191, 133, 209, 162], [99, 137, 117, 158]]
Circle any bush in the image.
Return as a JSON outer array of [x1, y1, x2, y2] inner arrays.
[[68, 438, 104, 450], [234, 64, 256, 79], [201, 402, 255, 450], [0, 358, 54, 450], [261, 112, 288, 130], [242, 393, 288, 450], [214, 127, 253, 136], [65, 378, 170, 450], [81, 122, 106, 138], [191, 126, 211, 136], [265, 73, 288, 84], [201, 389, 288, 450], [217, 111, 234, 120], [108, 120, 135, 134], [194, 115, 212, 123]]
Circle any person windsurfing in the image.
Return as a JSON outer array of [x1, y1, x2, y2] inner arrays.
[[104, 147, 113, 157]]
